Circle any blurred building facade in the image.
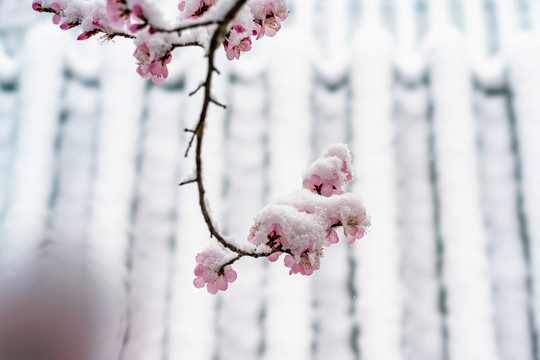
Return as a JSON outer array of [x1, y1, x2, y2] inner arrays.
[[1, 0, 540, 359]]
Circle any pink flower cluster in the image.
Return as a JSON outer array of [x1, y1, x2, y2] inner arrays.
[[133, 43, 172, 85], [193, 144, 370, 294], [302, 145, 353, 197], [193, 246, 238, 294], [177, 0, 288, 60], [32, 1, 79, 31], [223, 0, 288, 60], [105, 1, 147, 32], [247, 144, 368, 277], [32, 0, 289, 84]]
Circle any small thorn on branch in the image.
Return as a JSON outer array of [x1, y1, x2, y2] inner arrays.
[[184, 128, 196, 133], [210, 98, 226, 109], [184, 133, 197, 157], [179, 178, 198, 186], [189, 83, 205, 96]]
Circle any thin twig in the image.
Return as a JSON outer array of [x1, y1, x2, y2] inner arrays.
[[179, 178, 198, 186], [151, 19, 219, 35], [171, 41, 204, 49], [210, 98, 226, 109], [189, 83, 205, 96]]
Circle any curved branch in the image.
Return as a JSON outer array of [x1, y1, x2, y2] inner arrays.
[[192, 0, 278, 260]]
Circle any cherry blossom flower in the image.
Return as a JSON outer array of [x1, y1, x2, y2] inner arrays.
[[60, 21, 78, 30], [302, 174, 343, 197], [284, 248, 322, 276], [32, 2, 64, 24], [128, 4, 147, 33], [340, 208, 369, 244], [324, 229, 339, 247], [267, 251, 282, 262], [302, 144, 354, 196], [133, 43, 172, 84], [247, 223, 284, 261], [248, 222, 289, 249], [32, 2, 43, 12], [106, 0, 130, 29], [180, 0, 216, 19], [178, 1, 186, 12], [193, 246, 238, 294], [253, 1, 288, 39], [223, 24, 253, 61], [50, 2, 63, 24]]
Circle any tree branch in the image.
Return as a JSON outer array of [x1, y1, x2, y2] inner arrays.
[[191, 0, 279, 260]]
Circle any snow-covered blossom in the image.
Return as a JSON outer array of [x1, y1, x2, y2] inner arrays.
[[302, 143, 354, 196], [223, 28, 252, 61], [284, 248, 322, 276], [178, 0, 216, 19], [190, 144, 368, 293], [105, 0, 130, 29], [193, 246, 238, 294], [325, 229, 339, 247], [133, 43, 172, 85], [245, 144, 369, 279], [50, 2, 63, 24], [33, 0, 291, 80], [302, 174, 344, 197], [250, 0, 288, 40], [340, 204, 370, 244], [128, 4, 147, 33]]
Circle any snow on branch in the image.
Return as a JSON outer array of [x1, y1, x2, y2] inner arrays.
[[32, 0, 370, 294]]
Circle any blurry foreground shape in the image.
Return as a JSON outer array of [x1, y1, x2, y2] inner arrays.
[[0, 240, 111, 360]]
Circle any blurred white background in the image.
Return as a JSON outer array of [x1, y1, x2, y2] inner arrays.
[[1, 0, 540, 359]]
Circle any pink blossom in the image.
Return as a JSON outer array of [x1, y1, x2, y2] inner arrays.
[[50, 2, 62, 12], [341, 160, 353, 182], [302, 174, 342, 197], [284, 249, 322, 276], [248, 222, 290, 250], [340, 210, 368, 244], [48, 2, 63, 24], [224, 36, 252, 61], [133, 43, 171, 84], [324, 144, 354, 183], [106, 0, 129, 29], [324, 229, 339, 247], [232, 25, 246, 33], [247, 224, 259, 245], [254, 1, 288, 40], [178, 1, 186, 12], [266, 222, 288, 249], [148, 61, 169, 84], [77, 30, 99, 40], [92, 16, 107, 32], [193, 247, 237, 294], [222, 19, 253, 61], [131, 4, 144, 20], [128, 4, 146, 33], [267, 251, 281, 262], [134, 43, 152, 75], [32, 2, 43, 12], [182, 0, 215, 19], [59, 21, 77, 30]]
